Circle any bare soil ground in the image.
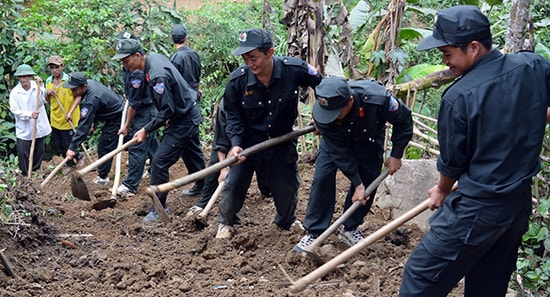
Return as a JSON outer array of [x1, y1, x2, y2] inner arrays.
[[0, 149, 458, 297]]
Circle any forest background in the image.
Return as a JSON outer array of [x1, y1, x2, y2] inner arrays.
[[0, 0, 549, 295]]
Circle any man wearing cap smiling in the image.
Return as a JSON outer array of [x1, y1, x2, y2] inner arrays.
[[215, 28, 323, 239], [399, 5, 550, 296], [112, 38, 204, 223], [293, 76, 412, 252], [64, 72, 124, 185]]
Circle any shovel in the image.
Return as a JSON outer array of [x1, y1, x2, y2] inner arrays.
[[28, 80, 42, 178], [301, 169, 390, 264], [288, 198, 431, 293], [40, 156, 70, 189], [71, 138, 138, 201], [287, 183, 459, 293], [195, 181, 224, 226], [146, 125, 316, 224], [92, 99, 129, 210]]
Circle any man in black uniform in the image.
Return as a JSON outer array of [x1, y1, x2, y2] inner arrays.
[[115, 31, 159, 196], [64, 72, 124, 184], [169, 23, 206, 197], [112, 38, 204, 223], [399, 6, 550, 296], [294, 76, 413, 252], [215, 28, 323, 239]]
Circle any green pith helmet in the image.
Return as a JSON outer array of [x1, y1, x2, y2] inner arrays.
[[14, 64, 36, 77]]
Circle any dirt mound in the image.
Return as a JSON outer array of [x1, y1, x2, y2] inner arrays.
[[0, 152, 463, 296]]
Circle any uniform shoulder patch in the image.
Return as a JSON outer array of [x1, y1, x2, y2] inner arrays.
[[81, 107, 89, 117], [229, 67, 246, 81], [153, 82, 165, 95], [281, 56, 303, 66], [388, 96, 399, 112], [307, 64, 318, 76], [131, 79, 142, 89]]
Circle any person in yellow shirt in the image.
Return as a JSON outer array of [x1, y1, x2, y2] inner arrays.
[[45, 55, 83, 172]]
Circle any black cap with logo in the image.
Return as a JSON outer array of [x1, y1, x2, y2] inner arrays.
[[231, 28, 273, 55], [62, 72, 88, 89], [112, 39, 142, 60], [417, 5, 491, 51], [313, 77, 352, 124]]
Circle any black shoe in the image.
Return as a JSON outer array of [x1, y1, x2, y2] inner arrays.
[[181, 183, 202, 196]]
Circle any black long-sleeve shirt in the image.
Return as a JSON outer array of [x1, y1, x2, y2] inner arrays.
[[69, 80, 123, 151], [142, 53, 201, 134], [437, 49, 550, 197], [315, 79, 413, 187], [224, 56, 323, 148]]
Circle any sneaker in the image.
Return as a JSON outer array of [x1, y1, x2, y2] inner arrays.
[[94, 176, 110, 185], [75, 158, 85, 168], [186, 205, 203, 217], [290, 220, 305, 233], [293, 233, 318, 253], [339, 227, 364, 246], [117, 184, 135, 196], [181, 183, 202, 196], [215, 223, 234, 239], [143, 207, 169, 223]]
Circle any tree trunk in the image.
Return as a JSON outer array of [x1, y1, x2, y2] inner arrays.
[[503, 0, 533, 53]]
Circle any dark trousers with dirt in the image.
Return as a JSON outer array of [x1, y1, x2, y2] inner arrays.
[[150, 122, 203, 208], [217, 141, 299, 229], [16, 137, 45, 176], [51, 128, 81, 167], [121, 105, 159, 193], [399, 180, 532, 297], [197, 149, 272, 209], [180, 131, 206, 189], [96, 118, 121, 179], [302, 140, 382, 236]]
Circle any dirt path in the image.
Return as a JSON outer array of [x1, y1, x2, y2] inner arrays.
[[0, 150, 466, 296]]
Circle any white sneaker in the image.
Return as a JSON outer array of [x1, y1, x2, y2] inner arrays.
[[293, 233, 317, 252], [339, 227, 364, 246], [93, 176, 110, 185], [215, 223, 234, 239], [290, 220, 305, 232], [117, 184, 135, 196], [186, 205, 203, 217]]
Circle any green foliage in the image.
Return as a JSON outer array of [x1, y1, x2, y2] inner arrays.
[[180, 0, 264, 139], [515, 145, 550, 295], [180, 0, 286, 144]]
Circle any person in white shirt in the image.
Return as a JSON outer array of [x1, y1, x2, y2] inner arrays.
[[9, 64, 52, 176]]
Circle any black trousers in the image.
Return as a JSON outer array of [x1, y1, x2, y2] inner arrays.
[[17, 137, 45, 176], [149, 123, 204, 207]]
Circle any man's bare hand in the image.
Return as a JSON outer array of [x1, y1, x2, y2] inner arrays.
[[228, 146, 245, 164]]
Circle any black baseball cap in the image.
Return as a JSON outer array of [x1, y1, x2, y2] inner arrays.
[[231, 28, 273, 55], [112, 39, 142, 60], [417, 5, 491, 51], [171, 24, 188, 43], [313, 77, 352, 124], [116, 31, 137, 40], [63, 72, 87, 89]]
